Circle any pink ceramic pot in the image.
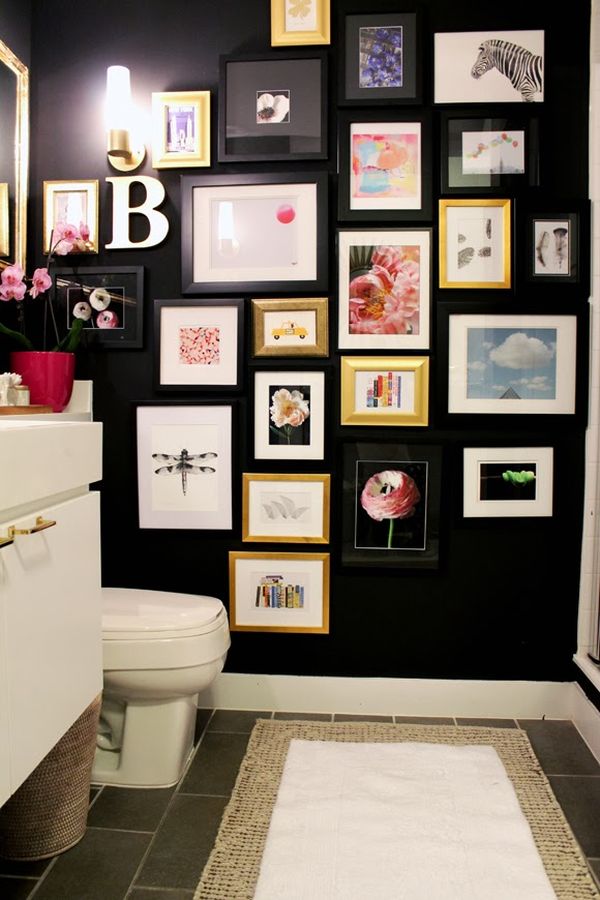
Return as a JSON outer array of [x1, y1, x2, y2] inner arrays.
[[10, 351, 75, 413]]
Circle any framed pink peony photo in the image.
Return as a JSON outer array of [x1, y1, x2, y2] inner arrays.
[[337, 229, 431, 350], [254, 370, 325, 460], [342, 442, 441, 568]]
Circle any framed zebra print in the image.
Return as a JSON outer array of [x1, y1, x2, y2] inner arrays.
[[434, 30, 544, 104], [440, 111, 540, 194]]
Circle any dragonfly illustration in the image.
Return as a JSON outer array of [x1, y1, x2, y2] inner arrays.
[[152, 449, 217, 496]]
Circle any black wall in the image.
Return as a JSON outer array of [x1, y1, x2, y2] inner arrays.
[[20, 0, 593, 682], [2, 0, 31, 68]]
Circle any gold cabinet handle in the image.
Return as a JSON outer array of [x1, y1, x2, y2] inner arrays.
[[8, 517, 57, 538], [0, 535, 14, 548]]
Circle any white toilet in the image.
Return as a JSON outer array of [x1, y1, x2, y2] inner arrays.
[[91, 588, 230, 789]]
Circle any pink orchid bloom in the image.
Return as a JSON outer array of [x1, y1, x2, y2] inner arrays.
[[53, 239, 75, 256], [360, 470, 420, 522], [96, 310, 119, 328], [1, 264, 25, 286], [79, 221, 90, 242], [0, 281, 27, 302], [29, 267, 52, 298]]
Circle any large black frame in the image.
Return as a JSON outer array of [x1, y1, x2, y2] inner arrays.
[[181, 172, 328, 295], [218, 52, 327, 162]]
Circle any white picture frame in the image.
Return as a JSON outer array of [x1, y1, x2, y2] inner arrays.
[[137, 405, 232, 530], [254, 370, 325, 460], [463, 447, 553, 517]]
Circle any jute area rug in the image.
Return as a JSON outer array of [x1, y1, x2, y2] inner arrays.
[[194, 719, 600, 900]]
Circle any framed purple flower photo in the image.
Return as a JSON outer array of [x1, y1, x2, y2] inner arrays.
[[254, 370, 325, 460], [342, 442, 441, 568]]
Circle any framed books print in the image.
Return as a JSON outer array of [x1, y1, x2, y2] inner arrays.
[[340, 356, 429, 427]]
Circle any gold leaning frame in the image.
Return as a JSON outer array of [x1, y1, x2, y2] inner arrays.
[[271, 0, 330, 46], [341, 355, 429, 427], [42, 180, 100, 255], [251, 297, 328, 357], [0, 184, 9, 257], [229, 550, 330, 633], [439, 198, 511, 289], [151, 91, 211, 169], [242, 472, 330, 543], [0, 38, 28, 270]]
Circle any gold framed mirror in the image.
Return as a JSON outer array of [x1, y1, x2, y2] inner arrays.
[[0, 38, 28, 270]]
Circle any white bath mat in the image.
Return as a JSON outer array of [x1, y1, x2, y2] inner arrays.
[[253, 739, 557, 900]]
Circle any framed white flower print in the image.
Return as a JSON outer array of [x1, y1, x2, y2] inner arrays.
[[254, 370, 325, 460]]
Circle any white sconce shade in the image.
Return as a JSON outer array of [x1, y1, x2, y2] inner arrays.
[[106, 65, 145, 172]]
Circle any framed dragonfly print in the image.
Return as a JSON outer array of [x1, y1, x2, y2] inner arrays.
[[337, 111, 431, 221], [242, 473, 330, 543], [229, 551, 330, 633], [340, 11, 420, 105], [254, 369, 325, 460], [341, 442, 442, 568], [52, 266, 144, 349], [154, 298, 243, 391], [218, 53, 327, 162], [137, 404, 233, 530]]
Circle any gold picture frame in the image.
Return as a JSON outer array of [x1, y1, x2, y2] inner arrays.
[[43, 180, 99, 254], [151, 91, 211, 169], [251, 297, 328, 357], [242, 473, 330, 543], [341, 356, 429, 427], [0, 38, 28, 270], [0, 184, 9, 257], [271, 0, 330, 46], [439, 198, 511, 289], [229, 550, 330, 633]]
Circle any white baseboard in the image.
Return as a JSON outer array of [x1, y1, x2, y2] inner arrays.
[[569, 682, 600, 762], [197, 673, 575, 720]]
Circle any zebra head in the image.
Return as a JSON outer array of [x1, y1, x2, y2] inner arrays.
[[471, 42, 493, 79]]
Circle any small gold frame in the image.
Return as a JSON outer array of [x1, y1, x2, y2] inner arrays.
[[0, 184, 9, 257], [341, 356, 429, 427], [271, 0, 330, 46], [151, 91, 211, 169], [439, 198, 511, 289], [251, 297, 328, 357], [43, 180, 100, 255], [242, 473, 330, 543], [229, 550, 330, 633]]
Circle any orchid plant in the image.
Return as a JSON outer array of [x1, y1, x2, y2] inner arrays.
[[0, 221, 93, 352]]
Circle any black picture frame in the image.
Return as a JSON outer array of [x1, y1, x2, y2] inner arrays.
[[341, 442, 441, 569], [337, 109, 431, 221], [218, 52, 327, 162], [52, 266, 144, 349], [524, 201, 590, 288], [440, 110, 540, 194], [181, 172, 328, 295], [339, 10, 420, 106], [154, 298, 244, 393]]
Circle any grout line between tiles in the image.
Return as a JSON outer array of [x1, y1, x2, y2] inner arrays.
[[0, 874, 39, 880], [545, 773, 600, 778], [86, 826, 155, 835], [177, 790, 229, 799], [20, 855, 59, 899]]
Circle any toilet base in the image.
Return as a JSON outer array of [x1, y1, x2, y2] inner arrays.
[[91, 693, 199, 788]]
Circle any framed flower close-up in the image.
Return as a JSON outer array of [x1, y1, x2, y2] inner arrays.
[[42, 180, 99, 255], [341, 442, 442, 568], [340, 12, 420, 105], [254, 369, 325, 460], [338, 229, 431, 350]]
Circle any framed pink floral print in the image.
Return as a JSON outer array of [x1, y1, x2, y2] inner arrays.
[[254, 370, 325, 460]]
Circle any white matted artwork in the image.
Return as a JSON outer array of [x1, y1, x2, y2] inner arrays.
[[242, 473, 330, 543], [434, 31, 544, 104], [448, 314, 577, 415], [229, 551, 330, 632], [463, 447, 553, 517], [349, 122, 421, 211], [285, 0, 318, 32], [137, 405, 232, 529], [461, 131, 525, 175], [252, 297, 328, 357], [439, 199, 511, 289], [533, 220, 570, 276], [254, 370, 325, 460]]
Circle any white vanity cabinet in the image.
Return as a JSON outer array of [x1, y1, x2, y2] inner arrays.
[[0, 420, 103, 806]]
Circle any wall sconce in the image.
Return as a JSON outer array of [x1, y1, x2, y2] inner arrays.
[[106, 65, 145, 172]]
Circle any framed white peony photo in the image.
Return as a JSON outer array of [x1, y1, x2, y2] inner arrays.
[[341, 442, 442, 568], [254, 370, 325, 460]]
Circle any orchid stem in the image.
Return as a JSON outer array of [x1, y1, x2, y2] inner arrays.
[[387, 518, 394, 549]]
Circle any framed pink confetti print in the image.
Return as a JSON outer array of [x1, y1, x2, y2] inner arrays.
[[154, 298, 244, 391]]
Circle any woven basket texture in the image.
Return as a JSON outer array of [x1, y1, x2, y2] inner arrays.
[[195, 719, 600, 900], [0, 693, 101, 861]]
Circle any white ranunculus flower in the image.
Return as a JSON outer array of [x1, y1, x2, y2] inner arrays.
[[73, 301, 92, 321], [256, 92, 290, 124], [269, 388, 309, 428], [89, 288, 111, 311]]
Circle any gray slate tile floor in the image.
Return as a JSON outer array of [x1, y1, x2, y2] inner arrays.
[[0, 711, 598, 898]]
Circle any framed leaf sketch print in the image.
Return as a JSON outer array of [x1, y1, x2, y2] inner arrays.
[[439, 198, 511, 289]]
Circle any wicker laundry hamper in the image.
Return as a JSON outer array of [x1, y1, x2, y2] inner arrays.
[[0, 693, 101, 860]]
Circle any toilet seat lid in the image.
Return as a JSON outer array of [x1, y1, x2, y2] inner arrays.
[[102, 588, 224, 638]]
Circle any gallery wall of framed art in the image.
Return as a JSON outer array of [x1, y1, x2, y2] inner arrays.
[[22, 0, 593, 685]]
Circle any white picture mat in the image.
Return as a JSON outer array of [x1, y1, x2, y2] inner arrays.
[[461, 131, 525, 174], [192, 183, 317, 283], [159, 305, 238, 385], [463, 447, 553, 517], [285, 0, 317, 32], [254, 370, 325, 460], [448, 315, 577, 414], [248, 479, 325, 538], [445, 206, 505, 284], [234, 557, 324, 628], [349, 122, 421, 211], [338, 229, 430, 350], [263, 309, 317, 347], [434, 31, 544, 103], [354, 370, 415, 414], [137, 405, 232, 529]]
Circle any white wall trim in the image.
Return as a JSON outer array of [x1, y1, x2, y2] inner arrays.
[[569, 681, 600, 762]]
